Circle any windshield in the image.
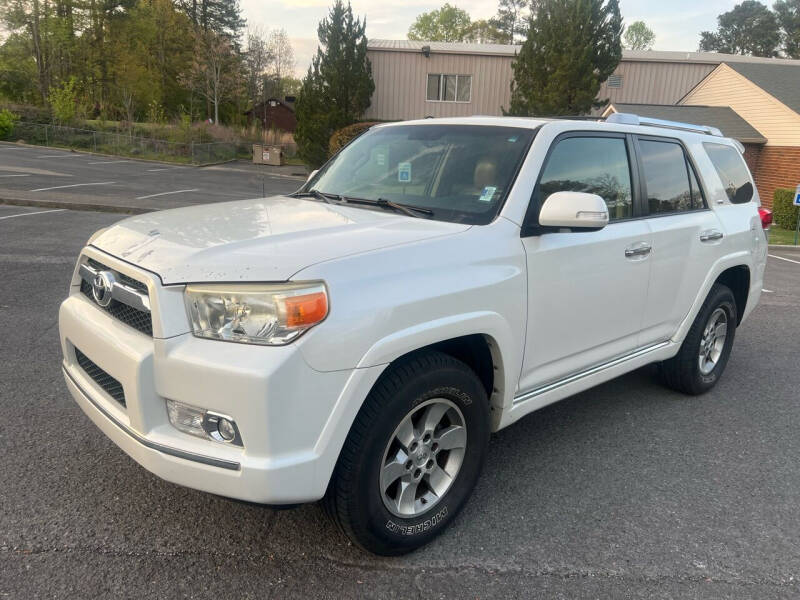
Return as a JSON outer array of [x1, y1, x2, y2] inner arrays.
[[304, 124, 535, 224]]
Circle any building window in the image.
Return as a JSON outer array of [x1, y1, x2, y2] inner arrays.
[[607, 74, 623, 88], [426, 74, 472, 102]]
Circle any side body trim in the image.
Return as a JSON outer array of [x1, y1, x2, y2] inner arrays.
[[513, 341, 671, 405]]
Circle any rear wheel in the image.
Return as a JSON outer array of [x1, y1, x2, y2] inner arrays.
[[659, 283, 738, 395], [324, 350, 490, 555]]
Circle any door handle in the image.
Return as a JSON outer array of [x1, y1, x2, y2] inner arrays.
[[625, 242, 652, 258], [700, 230, 724, 242]]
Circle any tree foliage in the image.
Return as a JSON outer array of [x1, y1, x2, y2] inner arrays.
[[407, 3, 473, 42], [774, 0, 800, 58], [699, 1, 780, 57], [295, 0, 374, 168], [507, 0, 623, 116], [624, 20, 655, 50], [490, 0, 530, 44]]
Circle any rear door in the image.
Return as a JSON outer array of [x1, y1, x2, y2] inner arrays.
[[634, 135, 726, 345]]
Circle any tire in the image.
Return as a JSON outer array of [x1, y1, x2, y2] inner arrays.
[[659, 283, 738, 395], [324, 350, 491, 555]]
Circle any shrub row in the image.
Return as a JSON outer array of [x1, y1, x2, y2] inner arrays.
[[773, 188, 800, 230]]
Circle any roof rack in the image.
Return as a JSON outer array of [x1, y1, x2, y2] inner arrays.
[[606, 112, 724, 137]]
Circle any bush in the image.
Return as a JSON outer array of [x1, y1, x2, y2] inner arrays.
[[49, 77, 78, 124], [329, 121, 381, 156], [773, 188, 800, 230], [0, 109, 18, 139]]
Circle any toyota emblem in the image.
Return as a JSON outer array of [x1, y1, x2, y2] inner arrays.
[[91, 270, 116, 307]]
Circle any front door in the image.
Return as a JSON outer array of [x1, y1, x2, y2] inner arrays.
[[519, 133, 652, 394]]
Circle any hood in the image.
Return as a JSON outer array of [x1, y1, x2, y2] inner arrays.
[[92, 196, 470, 284]]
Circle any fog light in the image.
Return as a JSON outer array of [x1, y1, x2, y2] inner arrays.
[[217, 418, 236, 442], [166, 399, 243, 447]]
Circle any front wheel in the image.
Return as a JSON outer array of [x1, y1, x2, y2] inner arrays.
[[659, 283, 738, 395], [324, 351, 490, 555]]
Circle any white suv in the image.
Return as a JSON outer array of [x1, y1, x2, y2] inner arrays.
[[59, 115, 768, 555]]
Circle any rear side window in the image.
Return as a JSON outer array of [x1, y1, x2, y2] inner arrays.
[[639, 139, 703, 214], [704, 142, 754, 204], [538, 136, 633, 221]]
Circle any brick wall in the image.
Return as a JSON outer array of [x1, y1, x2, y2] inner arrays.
[[747, 146, 800, 209]]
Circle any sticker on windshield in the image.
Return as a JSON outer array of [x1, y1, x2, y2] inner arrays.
[[376, 152, 385, 166], [398, 162, 411, 183], [479, 186, 497, 202]]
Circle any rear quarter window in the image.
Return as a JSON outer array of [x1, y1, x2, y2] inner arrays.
[[703, 142, 754, 204]]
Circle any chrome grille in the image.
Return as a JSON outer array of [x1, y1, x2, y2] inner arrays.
[[78, 258, 153, 336], [74, 348, 126, 407]]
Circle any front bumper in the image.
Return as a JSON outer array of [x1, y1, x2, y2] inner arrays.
[[59, 248, 383, 504]]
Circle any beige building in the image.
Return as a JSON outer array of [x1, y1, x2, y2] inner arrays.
[[365, 40, 800, 120]]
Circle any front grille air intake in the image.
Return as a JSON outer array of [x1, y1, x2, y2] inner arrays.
[[74, 348, 126, 408]]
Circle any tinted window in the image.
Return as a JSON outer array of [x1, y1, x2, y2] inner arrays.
[[310, 125, 534, 225], [704, 142, 753, 204], [639, 140, 700, 214], [538, 136, 633, 221]]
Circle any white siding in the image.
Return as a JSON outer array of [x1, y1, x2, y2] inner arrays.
[[681, 64, 800, 147]]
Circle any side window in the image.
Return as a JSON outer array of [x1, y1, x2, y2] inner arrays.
[[639, 139, 700, 214], [704, 142, 754, 204], [538, 136, 633, 221]]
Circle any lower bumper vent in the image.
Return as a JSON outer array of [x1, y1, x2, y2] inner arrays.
[[74, 348, 126, 408]]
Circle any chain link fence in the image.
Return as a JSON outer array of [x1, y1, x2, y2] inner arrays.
[[3, 122, 245, 166]]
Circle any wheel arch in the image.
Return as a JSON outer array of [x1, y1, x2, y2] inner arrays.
[[714, 264, 750, 325]]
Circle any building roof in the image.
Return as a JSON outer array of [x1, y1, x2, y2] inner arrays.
[[606, 103, 767, 143], [368, 40, 800, 66], [724, 63, 800, 115]]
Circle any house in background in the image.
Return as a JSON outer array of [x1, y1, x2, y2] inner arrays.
[[245, 98, 297, 132]]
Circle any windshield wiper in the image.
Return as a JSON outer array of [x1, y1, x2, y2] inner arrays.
[[375, 198, 433, 218], [342, 197, 433, 218], [293, 189, 344, 204]]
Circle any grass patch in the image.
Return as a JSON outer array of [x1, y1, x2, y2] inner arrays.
[[768, 226, 800, 246]]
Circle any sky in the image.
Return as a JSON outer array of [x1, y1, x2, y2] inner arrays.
[[240, 0, 741, 77]]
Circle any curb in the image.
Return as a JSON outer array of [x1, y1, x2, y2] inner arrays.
[[0, 197, 153, 215]]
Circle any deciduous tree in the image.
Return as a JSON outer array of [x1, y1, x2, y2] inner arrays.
[[774, 0, 800, 57], [699, 1, 780, 57], [624, 20, 655, 50], [407, 3, 473, 42]]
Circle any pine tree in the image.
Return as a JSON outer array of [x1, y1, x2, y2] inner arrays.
[[295, 0, 374, 168], [507, 0, 622, 116]]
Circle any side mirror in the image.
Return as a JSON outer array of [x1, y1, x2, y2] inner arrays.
[[539, 191, 609, 230], [306, 169, 319, 183]]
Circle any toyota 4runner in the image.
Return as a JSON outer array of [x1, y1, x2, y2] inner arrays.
[[59, 115, 768, 555]]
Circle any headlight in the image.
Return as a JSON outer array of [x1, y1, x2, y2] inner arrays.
[[184, 282, 328, 345]]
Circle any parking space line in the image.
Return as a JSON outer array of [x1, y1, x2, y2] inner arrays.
[[0, 174, 31, 178], [36, 154, 81, 159], [0, 209, 65, 221], [136, 189, 199, 200], [87, 160, 131, 165], [769, 253, 800, 265], [146, 167, 179, 172], [30, 181, 116, 192]]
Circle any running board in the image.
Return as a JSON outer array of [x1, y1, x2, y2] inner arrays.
[[513, 341, 671, 405]]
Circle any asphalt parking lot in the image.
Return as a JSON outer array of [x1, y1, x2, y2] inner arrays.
[[2, 205, 800, 599], [0, 142, 303, 212]]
